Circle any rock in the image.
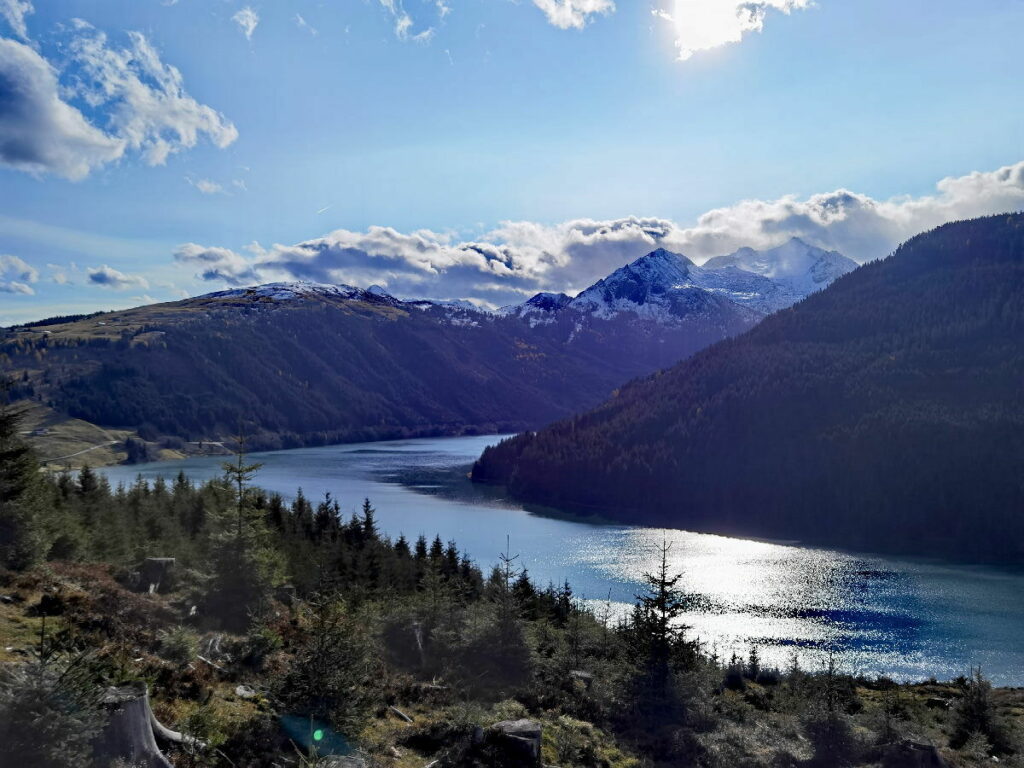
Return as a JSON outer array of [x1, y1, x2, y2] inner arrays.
[[878, 740, 949, 768], [235, 684, 258, 699], [0, 594, 15, 604], [489, 719, 543, 767]]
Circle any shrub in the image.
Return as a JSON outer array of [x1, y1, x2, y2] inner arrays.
[[0, 658, 104, 768], [158, 626, 199, 664]]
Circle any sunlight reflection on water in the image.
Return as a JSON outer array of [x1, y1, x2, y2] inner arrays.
[[102, 434, 1024, 685]]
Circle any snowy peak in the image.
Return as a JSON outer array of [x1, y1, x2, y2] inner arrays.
[[200, 281, 397, 303], [500, 291, 572, 317], [569, 248, 764, 324], [703, 238, 857, 293]]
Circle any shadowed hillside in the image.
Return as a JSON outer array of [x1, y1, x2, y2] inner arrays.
[[472, 214, 1024, 561]]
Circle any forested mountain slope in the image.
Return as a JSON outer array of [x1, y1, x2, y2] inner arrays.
[[0, 279, 747, 451], [1, 241, 854, 453], [472, 214, 1024, 561]]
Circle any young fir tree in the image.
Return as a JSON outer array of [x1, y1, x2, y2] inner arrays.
[[629, 540, 690, 717], [0, 388, 50, 570], [206, 434, 280, 630]]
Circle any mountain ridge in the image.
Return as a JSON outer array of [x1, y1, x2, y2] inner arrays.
[[471, 214, 1024, 561], [1, 239, 855, 457]]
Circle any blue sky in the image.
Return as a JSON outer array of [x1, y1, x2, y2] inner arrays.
[[1, 0, 1023, 323]]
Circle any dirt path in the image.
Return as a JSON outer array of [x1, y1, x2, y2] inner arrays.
[[42, 441, 120, 463]]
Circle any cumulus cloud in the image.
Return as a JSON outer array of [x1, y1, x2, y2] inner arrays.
[[87, 264, 149, 290], [0, 22, 236, 179], [669, 160, 1024, 262], [232, 7, 259, 40], [69, 25, 239, 166], [658, 0, 811, 60], [171, 161, 1024, 305], [174, 242, 261, 285], [533, 0, 615, 30], [0, 253, 38, 294], [0, 38, 126, 180], [0, 0, 33, 41]]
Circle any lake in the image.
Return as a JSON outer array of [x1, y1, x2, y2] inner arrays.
[[101, 434, 1024, 686]]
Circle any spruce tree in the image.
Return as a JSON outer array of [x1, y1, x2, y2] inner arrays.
[[0, 389, 49, 569]]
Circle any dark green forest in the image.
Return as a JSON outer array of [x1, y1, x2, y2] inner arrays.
[[0, 286, 745, 452], [473, 214, 1024, 561], [1, 392, 1021, 767]]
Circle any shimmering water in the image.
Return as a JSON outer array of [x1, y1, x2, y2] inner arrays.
[[101, 435, 1024, 685]]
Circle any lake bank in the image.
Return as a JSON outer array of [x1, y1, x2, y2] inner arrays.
[[101, 434, 1024, 686]]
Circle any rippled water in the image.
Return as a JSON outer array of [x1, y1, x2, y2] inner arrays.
[[101, 435, 1024, 685]]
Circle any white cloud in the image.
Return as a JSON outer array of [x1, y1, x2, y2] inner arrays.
[[0, 22, 236, 180], [295, 13, 317, 35], [533, 0, 615, 30], [378, 0, 435, 41], [174, 242, 261, 285], [232, 7, 259, 41], [668, 160, 1024, 262], [87, 264, 149, 290], [659, 0, 812, 60], [0, 0, 32, 41], [186, 177, 224, 194], [0, 38, 126, 180], [69, 25, 238, 166], [0, 253, 38, 294], [171, 161, 1024, 305]]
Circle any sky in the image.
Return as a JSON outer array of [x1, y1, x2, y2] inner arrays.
[[0, 0, 1022, 324]]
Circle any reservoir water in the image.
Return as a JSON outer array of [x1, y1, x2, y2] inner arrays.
[[101, 434, 1024, 686]]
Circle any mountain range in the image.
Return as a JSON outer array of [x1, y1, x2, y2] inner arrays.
[[1, 239, 853, 454], [471, 214, 1024, 561]]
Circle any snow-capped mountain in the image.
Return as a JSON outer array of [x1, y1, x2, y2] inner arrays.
[[502, 240, 857, 324], [568, 248, 780, 320], [202, 280, 400, 305], [702, 237, 857, 296]]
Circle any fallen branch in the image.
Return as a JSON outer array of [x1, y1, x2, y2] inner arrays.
[[389, 705, 414, 723]]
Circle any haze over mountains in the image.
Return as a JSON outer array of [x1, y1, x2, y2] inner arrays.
[[472, 214, 1024, 561], [1, 239, 852, 452]]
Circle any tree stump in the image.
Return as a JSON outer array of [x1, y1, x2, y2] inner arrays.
[[93, 682, 173, 768], [140, 557, 176, 594], [93, 681, 206, 767], [488, 719, 543, 767]]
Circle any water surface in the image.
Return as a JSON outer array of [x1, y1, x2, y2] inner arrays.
[[101, 435, 1024, 685]]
